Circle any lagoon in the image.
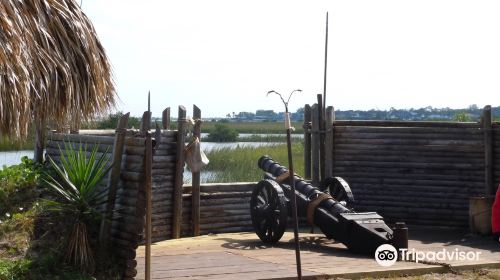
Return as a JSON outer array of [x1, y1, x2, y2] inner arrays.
[[0, 150, 33, 167], [0, 142, 280, 167]]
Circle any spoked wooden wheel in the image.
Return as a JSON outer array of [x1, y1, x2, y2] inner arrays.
[[250, 180, 288, 243], [319, 176, 355, 206]]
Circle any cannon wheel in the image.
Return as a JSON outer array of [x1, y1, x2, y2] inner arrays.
[[250, 179, 288, 243], [319, 177, 355, 205]]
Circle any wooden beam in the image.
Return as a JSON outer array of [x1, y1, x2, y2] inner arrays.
[[145, 131, 153, 280], [172, 106, 187, 238], [162, 107, 171, 130], [483, 105, 494, 195], [303, 105, 312, 180], [317, 94, 325, 181], [99, 112, 129, 245], [311, 104, 320, 186], [192, 105, 201, 236], [140, 111, 152, 136], [324, 106, 334, 178], [334, 120, 481, 128], [34, 120, 46, 164]]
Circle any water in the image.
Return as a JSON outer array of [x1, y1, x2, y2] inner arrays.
[[201, 142, 281, 151], [0, 150, 33, 167], [0, 141, 281, 169], [201, 133, 303, 139]]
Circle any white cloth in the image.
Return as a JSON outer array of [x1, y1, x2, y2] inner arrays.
[[184, 137, 209, 172]]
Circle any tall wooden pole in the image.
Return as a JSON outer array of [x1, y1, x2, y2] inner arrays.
[[140, 110, 152, 280], [322, 12, 329, 111], [267, 90, 302, 279], [285, 108, 302, 280], [145, 132, 152, 280]]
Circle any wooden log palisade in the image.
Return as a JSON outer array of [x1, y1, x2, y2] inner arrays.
[[43, 103, 500, 279], [303, 104, 499, 228], [44, 106, 191, 279]]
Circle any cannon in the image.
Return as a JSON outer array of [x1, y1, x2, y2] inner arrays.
[[251, 156, 404, 254]]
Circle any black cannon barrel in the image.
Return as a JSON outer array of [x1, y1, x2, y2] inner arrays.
[[259, 155, 349, 215], [258, 155, 394, 253]]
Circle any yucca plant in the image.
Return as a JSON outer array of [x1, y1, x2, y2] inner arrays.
[[43, 143, 111, 272]]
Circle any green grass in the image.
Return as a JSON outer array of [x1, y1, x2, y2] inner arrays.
[[236, 134, 287, 142], [0, 157, 41, 217], [201, 134, 288, 143], [353, 268, 500, 280], [0, 259, 31, 280], [203, 142, 305, 183], [201, 121, 303, 134], [0, 256, 96, 280], [0, 154, 120, 279], [0, 135, 34, 152]]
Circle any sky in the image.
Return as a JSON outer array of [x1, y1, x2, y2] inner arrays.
[[81, 0, 500, 118]]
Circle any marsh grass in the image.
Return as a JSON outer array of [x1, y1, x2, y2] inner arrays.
[[237, 134, 287, 142], [201, 121, 303, 134], [0, 133, 35, 151], [203, 142, 304, 183]]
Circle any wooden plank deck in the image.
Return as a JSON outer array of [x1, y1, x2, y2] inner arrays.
[[136, 228, 500, 279]]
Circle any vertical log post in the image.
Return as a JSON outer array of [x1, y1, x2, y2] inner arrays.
[[483, 105, 493, 195], [140, 111, 152, 136], [139, 110, 152, 280], [317, 94, 325, 181], [173, 106, 187, 239], [192, 105, 202, 236], [311, 104, 320, 185], [69, 115, 81, 135], [145, 130, 153, 280], [99, 113, 129, 245], [162, 107, 171, 130], [303, 105, 312, 180], [34, 120, 46, 164], [324, 106, 334, 178], [332, 108, 336, 174]]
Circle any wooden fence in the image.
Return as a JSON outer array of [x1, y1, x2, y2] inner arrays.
[[44, 105, 259, 279], [45, 107, 184, 280], [44, 102, 500, 278], [303, 104, 498, 227]]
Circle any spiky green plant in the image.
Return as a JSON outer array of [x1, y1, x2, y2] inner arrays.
[[43, 143, 111, 272]]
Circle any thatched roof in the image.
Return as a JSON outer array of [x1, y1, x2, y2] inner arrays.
[[0, 0, 115, 140]]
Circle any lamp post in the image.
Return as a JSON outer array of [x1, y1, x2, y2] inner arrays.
[[267, 89, 302, 279]]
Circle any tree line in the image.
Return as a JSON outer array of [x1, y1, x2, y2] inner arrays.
[[86, 105, 500, 129]]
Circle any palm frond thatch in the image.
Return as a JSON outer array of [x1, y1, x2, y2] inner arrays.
[[0, 0, 115, 140]]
